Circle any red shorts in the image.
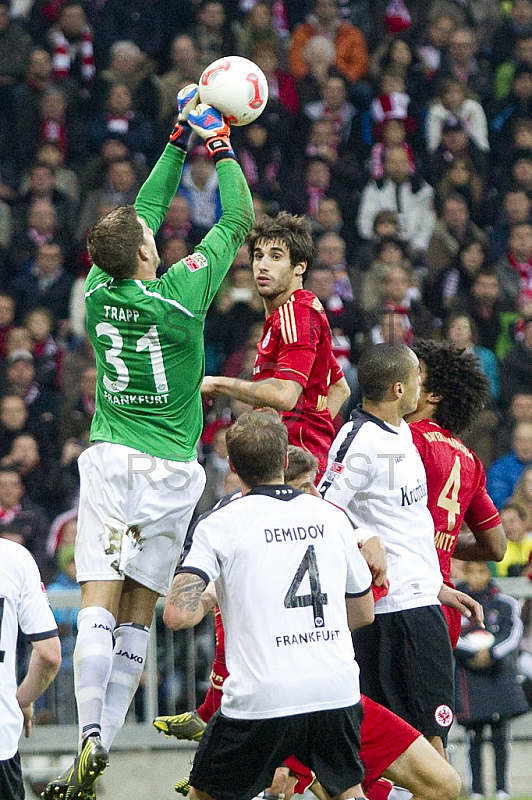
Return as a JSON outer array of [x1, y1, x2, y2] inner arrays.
[[443, 604, 461, 650], [359, 695, 421, 789]]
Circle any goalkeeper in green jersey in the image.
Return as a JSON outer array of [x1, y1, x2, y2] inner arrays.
[[44, 87, 253, 800]]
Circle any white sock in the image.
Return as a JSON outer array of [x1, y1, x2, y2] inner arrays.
[[100, 623, 150, 750], [74, 606, 116, 746]]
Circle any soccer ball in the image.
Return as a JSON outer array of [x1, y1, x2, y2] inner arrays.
[[198, 55, 269, 126]]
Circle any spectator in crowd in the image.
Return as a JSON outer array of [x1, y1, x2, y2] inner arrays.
[[0, 431, 78, 520], [434, 27, 492, 104], [495, 31, 532, 101], [0, 392, 52, 459], [236, 2, 285, 60], [76, 158, 140, 241], [59, 364, 96, 443], [444, 312, 499, 403], [429, 115, 488, 186], [426, 78, 489, 155], [357, 145, 435, 262], [314, 231, 356, 300], [491, 64, 532, 160], [417, 12, 457, 83], [377, 264, 434, 340], [0, 0, 33, 117], [369, 92, 417, 181], [10, 195, 69, 274], [370, 36, 425, 104], [468, 268, 510, 354], [293, 32, 336, 105], [179, 146, 221, 234], [497, 393, 532, 460], [497, 502, 532, 577], [156, 34, 201, 123], [231, 120, 283, 204], [500, 315, 532, 408], [436, 156, 485, 224], [0, 291, 14, 357], [289, 0, 369, 92], [191, 0, 237, 71], [302, 73, 366, 160], [361, 236, 412, 312], [251, 42, 299, 117], [429, 239, 491, 320], [94, 40, 160, 120], [14, 162, 76, 242], [155, 194, 205, 252], [496, 222, 532, 308], [490, 187, 532, 262], [427, 192, 488, 280], [47, 1, 96, 94], [10, 241, 74, 325], [86, 82, 155, 164], [97, 0, 164, 63], [454, 560, 529, 800], [3, 348, 62, 435], [24, 306, 64, 389], [491, 0, 532, 67], [487, 421, 532, 508], [0, 464, 51, 576], [305, 262, 367, 389], [511, 465, 532, 530]]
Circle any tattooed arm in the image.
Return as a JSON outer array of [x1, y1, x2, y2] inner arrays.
[[163, 572, 217, 630]]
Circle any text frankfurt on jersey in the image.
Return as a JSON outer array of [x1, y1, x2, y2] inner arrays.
[[401, 479, 427, 506], [264, 524, 325, 543], [103, 390, 169, 405], [275, 629, 341, 647]]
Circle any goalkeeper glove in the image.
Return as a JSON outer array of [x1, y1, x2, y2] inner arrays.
[[169, 84, 199, 151], [187, 104, 235, 163]]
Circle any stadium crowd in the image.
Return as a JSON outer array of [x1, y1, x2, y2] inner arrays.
[[1, 0, 532, 727]]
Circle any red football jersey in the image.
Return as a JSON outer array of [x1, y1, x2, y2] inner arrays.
[[410, 419, 501, 583], [253, 289, 344, 472]]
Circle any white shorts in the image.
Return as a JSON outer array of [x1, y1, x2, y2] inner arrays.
[[75, 442, 206, 595]]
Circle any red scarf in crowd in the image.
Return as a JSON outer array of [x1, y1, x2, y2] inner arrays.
[[507, 251, 532, 292], [0, 504, 21, 525], [40, 118, 68, 162], [52, 27, 95, 84]]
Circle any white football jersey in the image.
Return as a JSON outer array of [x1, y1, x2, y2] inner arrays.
[[0, 540, 58, 759], [178, 485, 372, 719], [319, 408, 442, 614]]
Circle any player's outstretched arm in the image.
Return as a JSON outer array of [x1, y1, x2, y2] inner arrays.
[[453, 524, 507, 563], [163, 573, 216, 630], [202, 374, 303, 411], [134, 84, 199, 234]]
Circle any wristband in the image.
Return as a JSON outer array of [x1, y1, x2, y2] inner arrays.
[[204, 135, 236, 164], [355, 528, 378, 546], [169, 122, 193, 152]]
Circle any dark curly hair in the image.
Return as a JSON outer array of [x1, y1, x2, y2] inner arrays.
[[411, 339, 489, 435]]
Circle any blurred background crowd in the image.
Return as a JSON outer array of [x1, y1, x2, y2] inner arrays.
[[1, 0, 532, 725]]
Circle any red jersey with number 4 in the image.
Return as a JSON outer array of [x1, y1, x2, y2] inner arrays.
[[410, 419, 501, 583], [253, 289, 343, 471]]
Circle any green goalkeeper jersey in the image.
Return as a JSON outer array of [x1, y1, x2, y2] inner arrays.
[[85, 144, 253, 462]]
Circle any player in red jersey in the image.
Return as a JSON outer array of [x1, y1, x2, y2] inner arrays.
[[155, 449, 459, 800], [201, 212, 350, 474], [406, 339, 507, 647]]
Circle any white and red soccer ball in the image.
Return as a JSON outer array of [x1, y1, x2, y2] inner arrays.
[[199, 55, 269, 126]]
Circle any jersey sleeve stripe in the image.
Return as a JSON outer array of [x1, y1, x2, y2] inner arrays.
[[279, 304, 295, 344], [174, 566, 210, 585], [134, 280, 195, 318], [346, 584, 372, 598], [471, 512, 501, 529], [287, 300, 298, 342], [26, 628, 59, 641]]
